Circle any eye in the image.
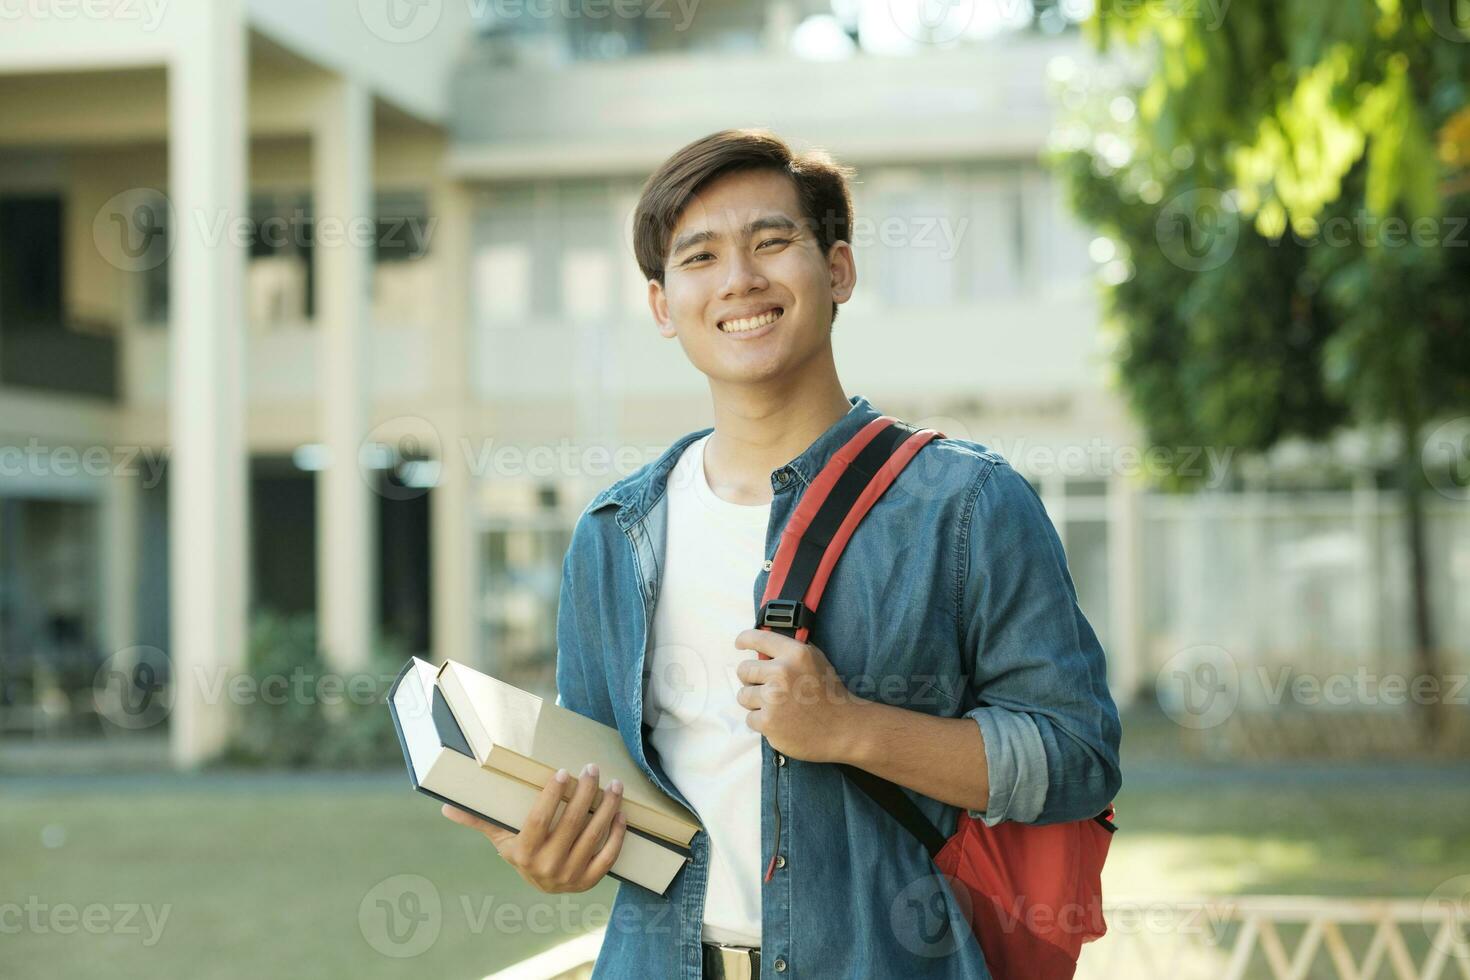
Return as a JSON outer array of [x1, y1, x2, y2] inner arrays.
[[758, 238, 791, 249], [681, 251, 713, 266]]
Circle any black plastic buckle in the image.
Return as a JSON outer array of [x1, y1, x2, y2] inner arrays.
[[758, 599, 813, 632]]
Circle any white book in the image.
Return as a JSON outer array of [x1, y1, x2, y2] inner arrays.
[[388, 658, 690, 896]]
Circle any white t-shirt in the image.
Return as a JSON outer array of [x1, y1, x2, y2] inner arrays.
[[642, 432, 768, 946]]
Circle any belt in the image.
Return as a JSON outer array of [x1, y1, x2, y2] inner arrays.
[[701, 939, 760, 979]]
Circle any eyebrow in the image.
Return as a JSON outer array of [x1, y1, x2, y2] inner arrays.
[[669, 214, 801, 260]]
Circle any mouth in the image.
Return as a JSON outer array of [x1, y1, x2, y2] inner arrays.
[[717, 306, 784, 334]]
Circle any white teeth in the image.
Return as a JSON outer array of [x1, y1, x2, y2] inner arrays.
[[719, 309, 782, 333]]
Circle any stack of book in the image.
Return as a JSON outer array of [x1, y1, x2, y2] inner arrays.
[[388, 657, 701, 895]]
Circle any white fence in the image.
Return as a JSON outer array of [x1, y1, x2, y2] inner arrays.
[[489, 896, 1470, 980], [1078, 895, 1470, 980], [1133, 488, 1470, 704]]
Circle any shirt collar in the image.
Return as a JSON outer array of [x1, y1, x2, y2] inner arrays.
[[593, 394, 883, 521], [782, 393, 882, 488]]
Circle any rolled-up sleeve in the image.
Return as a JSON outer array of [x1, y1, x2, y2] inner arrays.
[[958, 458, 1122, 826], [966, 705, 1048, 824]]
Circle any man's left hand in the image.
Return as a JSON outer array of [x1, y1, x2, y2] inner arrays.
[[733, 629, 867, 763]]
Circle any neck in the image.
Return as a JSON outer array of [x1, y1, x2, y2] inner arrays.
[[703, 361, 851, 501]]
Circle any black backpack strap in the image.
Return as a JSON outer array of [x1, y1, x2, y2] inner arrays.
[[840, 760, 949, 857]]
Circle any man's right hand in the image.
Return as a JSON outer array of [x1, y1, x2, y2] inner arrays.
[[441, 763, 626, 894]]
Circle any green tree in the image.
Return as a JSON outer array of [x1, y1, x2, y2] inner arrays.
[[1052, 0, 1470, 742]]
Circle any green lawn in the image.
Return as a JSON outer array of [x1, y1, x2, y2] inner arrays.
[[2, 773, 619, 980], [4, 759, 1468, 979], [1104, 766, 1470, 899]]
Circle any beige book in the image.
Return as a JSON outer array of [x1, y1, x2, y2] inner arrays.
[[389, 658, 689, 895], [435, 659, 701, 848]]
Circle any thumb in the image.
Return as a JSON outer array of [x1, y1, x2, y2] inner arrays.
[[443, 803, 514, 847], [483, 824, 515, 849]]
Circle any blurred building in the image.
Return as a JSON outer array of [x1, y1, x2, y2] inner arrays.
[[1, 1, 1464, 767], [0, 0, 474, 764]]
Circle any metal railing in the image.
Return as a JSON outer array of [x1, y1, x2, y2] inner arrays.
[[1078, 896, 1470, 980], [485, 896, 1470, 980]]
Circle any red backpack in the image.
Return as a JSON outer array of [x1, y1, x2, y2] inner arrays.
[[754, 415, 1116, 980]]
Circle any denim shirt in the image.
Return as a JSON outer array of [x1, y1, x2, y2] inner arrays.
[[555, 394, 1122, 979]]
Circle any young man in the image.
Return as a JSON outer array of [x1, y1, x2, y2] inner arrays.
[[443, 129, 1122, 979]]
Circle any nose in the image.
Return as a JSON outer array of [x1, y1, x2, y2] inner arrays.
[[719, 248, 768, 299]]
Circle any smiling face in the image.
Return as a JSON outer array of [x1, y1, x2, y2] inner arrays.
[[648, 168, 856, 386]]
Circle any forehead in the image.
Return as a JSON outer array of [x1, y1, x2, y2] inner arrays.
[[670, 168, 802, 236]]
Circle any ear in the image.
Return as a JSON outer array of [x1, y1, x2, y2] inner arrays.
[[649, 278, 677, 339], [828, 240, 857, 305]]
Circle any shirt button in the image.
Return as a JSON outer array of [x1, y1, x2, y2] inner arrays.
[[774, 958, 787, 972], [774, 469, 790, 486], [775, 753, 786, 767], [762, 559, 773, 572], [775, 854, 786, 869]]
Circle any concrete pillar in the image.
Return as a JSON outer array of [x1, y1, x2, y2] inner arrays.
[[1106, 475, 1142, 708], [314, 77, 376, 671], [167, 0, 248, 767], [429, 179, 476, 669]]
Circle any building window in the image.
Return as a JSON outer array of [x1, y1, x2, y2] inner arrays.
[[373, 191, 434, 328], [248, 191, 314, 326], [474, 243, 533, 323], [861, 164, 1027, 310], [140, 190, 433, 327], [374, 191, 431, 263], [137, 194, 170, 326], [472, 179, 627, 328], [561, 247, 611, 321], [479, 519, 572, 698]]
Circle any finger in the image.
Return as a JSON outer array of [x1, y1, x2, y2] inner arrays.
[[735, 659, 771, 685], [548, 764, 602, 850], [567, 777, 623, 872], [441, 804, 515, 848], [441, 802, 490, 830], [584, 809, 629, 884], [518, 767, 571, 852], [733, 629, 772, 653], [738, 628, 798, 662]]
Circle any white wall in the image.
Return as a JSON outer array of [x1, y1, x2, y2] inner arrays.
[[246, 0, 476, 122], [450, 37, 1093, 177]]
